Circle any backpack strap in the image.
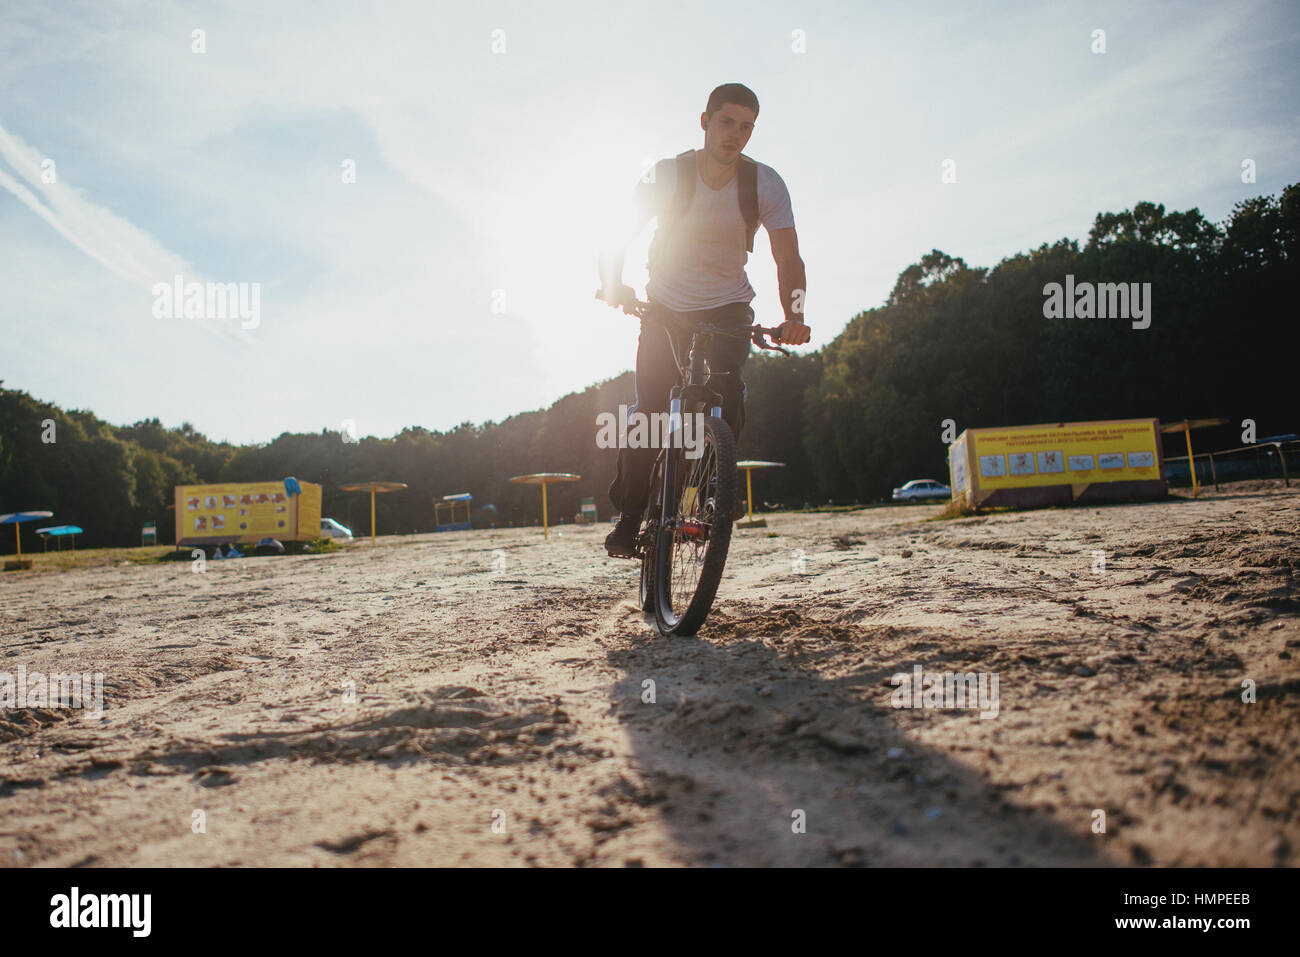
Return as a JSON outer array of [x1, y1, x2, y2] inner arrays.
[[738, 154, 759, 253]]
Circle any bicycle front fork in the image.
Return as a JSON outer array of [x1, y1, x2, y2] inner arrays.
[[659, 386, 721, 528]]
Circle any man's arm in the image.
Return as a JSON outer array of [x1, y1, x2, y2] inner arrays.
[[769, 227, 810, 345], [597, 247, 635, 309], [598, 168, 661, 309]]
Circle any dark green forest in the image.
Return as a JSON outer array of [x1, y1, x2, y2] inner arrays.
[[2, 185, 1295, 548]]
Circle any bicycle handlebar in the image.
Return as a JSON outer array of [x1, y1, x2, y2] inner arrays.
[[595, 290, 791, 355]]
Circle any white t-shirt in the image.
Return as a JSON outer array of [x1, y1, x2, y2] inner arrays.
[[637, 153, 795, 312]]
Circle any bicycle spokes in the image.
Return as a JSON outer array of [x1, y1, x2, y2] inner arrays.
[[668, 438, 719, 614]]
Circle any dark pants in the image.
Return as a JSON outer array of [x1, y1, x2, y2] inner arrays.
[[608, 299, 753, 518]]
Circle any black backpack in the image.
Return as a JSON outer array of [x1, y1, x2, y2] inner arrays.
[[649, 149, 760, 268]]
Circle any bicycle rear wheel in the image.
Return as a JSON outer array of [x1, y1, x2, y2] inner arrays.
[[653, 415, 737, 636]]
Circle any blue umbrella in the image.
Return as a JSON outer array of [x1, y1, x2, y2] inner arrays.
[[0, 511, 54, 560], [35, 524, 84, 551]]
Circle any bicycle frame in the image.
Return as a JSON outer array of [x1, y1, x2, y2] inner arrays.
[[657, 325, 729, 534], [598, 290, 790, 633], [626, 302, 786, 546]]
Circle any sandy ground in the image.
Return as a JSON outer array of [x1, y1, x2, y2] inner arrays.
[[1, 486, 1296, 867]]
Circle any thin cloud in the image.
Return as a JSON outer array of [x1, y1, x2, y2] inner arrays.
[[0, 122, 260, 346], [0, 123, 192, 288]]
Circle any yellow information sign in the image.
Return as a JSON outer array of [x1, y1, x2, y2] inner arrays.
[[174, 481, 322, 545], [973, 420, 1161, 488], [949, 419, 1165, 507]]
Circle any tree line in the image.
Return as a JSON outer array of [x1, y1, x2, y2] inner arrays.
[[1, 184, 1294, 548]]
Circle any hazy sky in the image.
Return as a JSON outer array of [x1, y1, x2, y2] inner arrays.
[[3, 0, 1297, 444]]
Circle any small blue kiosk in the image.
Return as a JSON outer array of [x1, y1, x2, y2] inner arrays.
[[434, 493, 473, 532]]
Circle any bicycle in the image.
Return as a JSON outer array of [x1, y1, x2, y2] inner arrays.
[[599, 292, 789, 636]]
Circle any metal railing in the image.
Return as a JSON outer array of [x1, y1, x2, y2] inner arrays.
[[1165, 439, 1296, 490]]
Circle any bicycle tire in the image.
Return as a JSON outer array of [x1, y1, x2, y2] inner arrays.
[[639, 452, 665, 613], [638, 538, 656, 612], [653, 415, 737, 636]]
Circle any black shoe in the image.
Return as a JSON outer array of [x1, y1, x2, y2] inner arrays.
[[605, 512, 641, 558]]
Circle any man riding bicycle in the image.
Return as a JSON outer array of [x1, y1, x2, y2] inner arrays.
[[597, 82, 810, 558]]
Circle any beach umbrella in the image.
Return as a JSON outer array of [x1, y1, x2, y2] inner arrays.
[[339, 482, 408, 544], [508, 473, 580, 538], [0, 511, 54, 565], [35, 524, 83, 551], [735, 461, 786, 528], [1160, 419, 1228, 496]]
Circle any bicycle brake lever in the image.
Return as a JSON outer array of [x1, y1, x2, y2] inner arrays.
[[752, 328, 791, 355]]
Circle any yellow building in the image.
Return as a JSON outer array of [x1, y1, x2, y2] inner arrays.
[[948, 419, 1166, 508], [174, 480, 322, 545]]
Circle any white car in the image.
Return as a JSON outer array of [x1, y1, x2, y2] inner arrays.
[[892, 479, 951, 502], [320, 518, 353, 539]]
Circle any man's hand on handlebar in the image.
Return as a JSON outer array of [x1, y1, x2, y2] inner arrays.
[[598, 287, 807, 348], [775, 319, 811, 346], [597, 284, 639, 314]]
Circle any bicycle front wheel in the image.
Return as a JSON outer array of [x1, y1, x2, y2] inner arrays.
[[638, 538, 656, 612], [639, 456, 660, 613], [653, 415, 737, 636]]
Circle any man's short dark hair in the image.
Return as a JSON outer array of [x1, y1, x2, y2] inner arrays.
[[705, 83, 759, 120]]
